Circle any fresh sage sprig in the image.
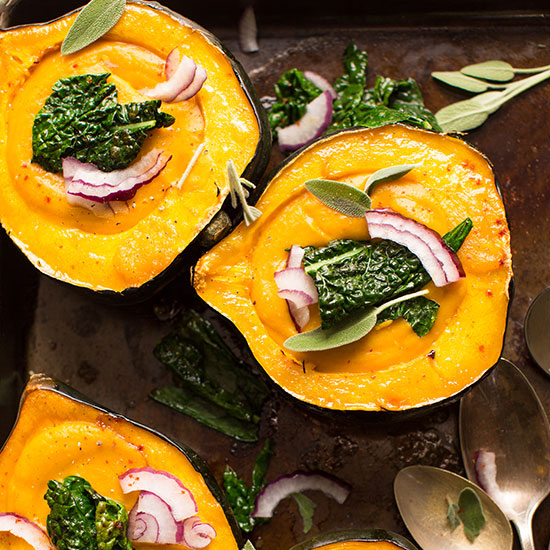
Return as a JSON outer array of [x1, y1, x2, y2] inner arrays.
[[435, 67, 550, 132], [61, 0, 126, 55], [284, 289, 428, 352], [305, 163, 418, 217], [227, 160, 262, 226], [432, 72, 507, 93], [461, 59, 550, 82]]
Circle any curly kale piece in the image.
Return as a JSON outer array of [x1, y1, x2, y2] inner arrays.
[[302, 219, 472, 334], [32, 73, 174, 173], [45, 476, 134, 550]]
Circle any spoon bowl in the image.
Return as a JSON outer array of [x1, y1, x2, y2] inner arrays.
[[394, 465, 513, 550], [525, 287, 550, 375], [460, 358, 550, 550]]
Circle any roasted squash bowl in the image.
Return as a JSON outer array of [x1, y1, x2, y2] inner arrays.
[[0, 374, 241, 549], [194, 125, 513, 413], [0, 1, 269, 296], [289, 529, 419, 550]]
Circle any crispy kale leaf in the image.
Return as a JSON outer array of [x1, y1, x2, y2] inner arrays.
[[267, 42, 440, 139], [151, 310, 270, 442], [303, 219, 472, 333], [45, 476, 133, 550], [32, 73, 174, 173], [267, 68, 322, 136], [223, 439, 274, 532]]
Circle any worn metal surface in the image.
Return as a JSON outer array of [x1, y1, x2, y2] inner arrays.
[[2, 2, 550, 549]]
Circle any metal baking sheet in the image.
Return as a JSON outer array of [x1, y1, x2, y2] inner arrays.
[[2, 2, 550, 549]]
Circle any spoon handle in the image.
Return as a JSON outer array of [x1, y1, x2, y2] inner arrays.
[[514, 516, 535, 550]]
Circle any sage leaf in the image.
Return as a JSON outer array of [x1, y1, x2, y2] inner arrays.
[[61, 0, 126, 55], [284, 289, 428, 352], [292, 493, 316, 533], [457, 487, 487, 542], [305, 179, 371, 217], [436, 68, 550, 132], [446, 497, 460, 531], [364, 163, 420, 195], [460, 60, 516, 82], [242, 542, 256, 550], [432, 71, 505, 93]]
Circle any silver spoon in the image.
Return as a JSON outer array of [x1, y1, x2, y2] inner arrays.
[[460, 358, 550, 550], [394, 465, 513, 550], [525, 288, 550, 375]]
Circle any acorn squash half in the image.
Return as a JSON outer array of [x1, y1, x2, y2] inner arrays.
[[0, 373, 241, 549], [0, 0, 270, 296], [193, 125, 513, 414], [290, 530, 419, 550]]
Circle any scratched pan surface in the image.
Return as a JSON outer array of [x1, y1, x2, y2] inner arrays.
[[1, 2, 550, 549]]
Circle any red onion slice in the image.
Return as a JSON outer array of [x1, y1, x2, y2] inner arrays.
[[474, 450, 515, 517], [278, 91, 333, 152], [238, 5, 259, 53], [119, 467, 198, 522], [0, 513, 54, 550], [173, 66, 207, 102], [64, 150, 171, 203], [303, 70, 337, 99], [287, 244, 305, 268], [127, 511, 160, 543], [365, 208, 465, 287], [251, 471, 351, 519], [142, 54, 197, 102], [274, 260, 319, 332], [181, 517, 217, 549], [127, 491, 179, 544]]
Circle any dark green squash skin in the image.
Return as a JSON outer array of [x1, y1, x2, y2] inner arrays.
[[289, 529, 419, 550], [205, 124, 514, 421], [3, 373, 243, 547], [0, 0, 271, 304]]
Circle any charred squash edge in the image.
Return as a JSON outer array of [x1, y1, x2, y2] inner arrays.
[[289, 529, 419, 550]]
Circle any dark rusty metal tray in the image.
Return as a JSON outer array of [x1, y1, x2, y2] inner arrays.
[[2, 2, 550, 549]]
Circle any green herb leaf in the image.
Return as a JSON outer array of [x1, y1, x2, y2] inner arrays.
[[305, 179, 371, 217], [95, 499, 133, 550], [443, 218, 473, 252], [436, 67, 550, 132], [432, 71, 504, 93], [446, 497, 460, 531], [242, 542, 257, 550], [364, 163, 420, 195], [223, 440, 274, 532], [62, 0, 126, 55], [32, 73, 174, 173], [151, 386, 259, 442], [377, 295, 439, 337], [457, 487, 487, 543], [292, 493, 317, 534], [460, 60, 516, 82], [284, 289, 428, 352]]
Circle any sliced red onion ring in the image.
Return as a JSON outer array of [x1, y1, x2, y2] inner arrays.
[[0, 513, 54, 549], [142, 54, 197, 102], [127, 491, 179, 544], [474, 450, 515, 516], [173, 66, 207, 102], [64, 150, 171, 203], [119, 467, 198, 522], [278, 91, 333, 152], [181, 516, 217, 549], [238, 5, 259, 53], [303, 70, 337, 99], [274, 259, 319, 332], [127, 511, 160, 543], [287, 244, 305, 268], [251, 471, 351, 519], [365, 208, 465, 287]]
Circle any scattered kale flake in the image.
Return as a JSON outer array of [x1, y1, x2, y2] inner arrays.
[[32, 73, 174, 173]]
